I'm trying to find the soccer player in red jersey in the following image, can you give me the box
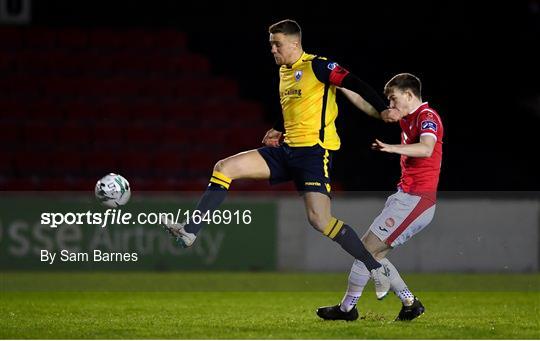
[317,73,444,321]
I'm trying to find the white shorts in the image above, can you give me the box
[369,191,436,248]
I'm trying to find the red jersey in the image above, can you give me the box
[398,102,443,200]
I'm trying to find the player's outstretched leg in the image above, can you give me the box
[304,193,383,271]
[378,258,425,321]
[324,218,382,271]
[160,170,231,248]
[160,150,270,248]
[317,260,369,321]
[160,215,196,247]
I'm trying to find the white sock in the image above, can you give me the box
[340,260,370,312]
[379,258,415,306]
[396,288,415,306]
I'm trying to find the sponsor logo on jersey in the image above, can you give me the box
[280,89,302,98]
[327,62,338,70]
[421,120,438,132]
[294,70,303,81]
[304,181,321,186]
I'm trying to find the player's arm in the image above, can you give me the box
[340,74,401,122]
[372,135,436,157]
[338,87,380,119]
[311,58,399,122]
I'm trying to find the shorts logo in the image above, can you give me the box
[304,181,321,186]
[385,217,395,227]
[327,62,338,70]
[294,70,303,82]
[325,183,331,193]
[378,226,389,233]
[421,120,438,132]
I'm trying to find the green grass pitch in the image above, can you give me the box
[1,272,539,339]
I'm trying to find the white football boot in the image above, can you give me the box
[371,264,391,300]
[159,214,196,248]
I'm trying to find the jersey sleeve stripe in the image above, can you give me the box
[420,132,437,141]
[328,66,349,86]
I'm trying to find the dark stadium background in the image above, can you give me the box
[1,0,538,191]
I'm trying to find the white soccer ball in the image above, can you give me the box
[95,173,131,208]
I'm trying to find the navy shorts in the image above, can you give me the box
[257,143,333,196]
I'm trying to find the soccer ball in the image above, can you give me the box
[95,173,131,208]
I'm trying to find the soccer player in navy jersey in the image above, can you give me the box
[317,73,444,321]
[160,19,399,284]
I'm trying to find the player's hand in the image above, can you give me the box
[262,128,283,147]
[381,108,401,123]
[372,139,394,153]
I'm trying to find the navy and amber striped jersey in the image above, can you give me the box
[279,52,349,150]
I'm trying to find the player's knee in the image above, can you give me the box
[360,233,369,244]
[306,210,329,232]
[213,159,229,175]
[214,158,241,180]
[362,233,388,258]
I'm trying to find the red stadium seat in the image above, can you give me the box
[57,121,92,147]
[151,150,185,176]
[56,29,89,49]
[117,151,154,176]
[0,27,23,49]
[63,102,103,120]
[114,29,155,49]
[88,29,159,50]
[156,54,211,75]
[1,27,270,192]
[0,151,15,176]
[91,123,125,148]
[112,54,149,73]
[13,152,50,177]
[151,30,187,50]
[81,150,120,176]
[140,79,176,97]
[131,103,163,120]
[161,102,198,121]
[24,28,57,48]
[103,103,133,120]
[182,150,215,173]
[225,126,266,150]
[227,101,266,123]
[0,123,23,147]
[0,178,38,191]
[0,52,15,71]
[26,98,65,120]
[88,29,123,49]
[158,125,194,148]
[48,151,84,176]
[124,123,160,147]
[23,121,56,148]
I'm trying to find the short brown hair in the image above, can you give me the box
[268,19,302,39]
[384,73,422,99]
